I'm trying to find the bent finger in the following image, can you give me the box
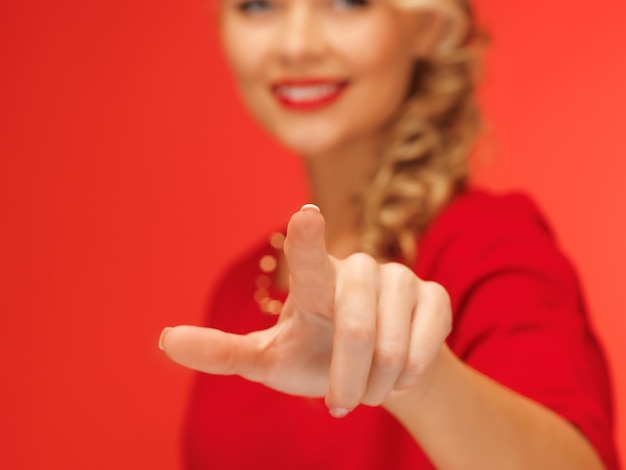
[326,253,378,416]
[361,262,416,406]
[395,281,452,391]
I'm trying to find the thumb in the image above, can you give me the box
[284,204,335,316]
[159,325,266,381]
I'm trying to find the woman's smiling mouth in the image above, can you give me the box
[271,79,350,111]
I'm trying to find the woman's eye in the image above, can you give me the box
[237,0,273,15]
[332,0,369,9]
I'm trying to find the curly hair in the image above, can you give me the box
[360,0,483,264]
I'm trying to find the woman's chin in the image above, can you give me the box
[276,131,346,160]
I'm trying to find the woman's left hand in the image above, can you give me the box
[159,204,452,416]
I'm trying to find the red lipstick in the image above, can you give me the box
[271,79,349,111]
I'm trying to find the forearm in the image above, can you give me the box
[383,345,605,470]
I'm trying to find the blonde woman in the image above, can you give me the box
[159,0,619,467]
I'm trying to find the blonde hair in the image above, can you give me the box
[360,0,482,263]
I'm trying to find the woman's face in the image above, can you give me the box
[219,0,439,156]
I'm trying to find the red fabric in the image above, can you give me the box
[184,189,619,469]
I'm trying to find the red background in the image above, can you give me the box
[1,0,624,467]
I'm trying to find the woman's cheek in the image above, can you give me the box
[221,20,269,79]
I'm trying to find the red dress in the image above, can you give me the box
[184,189,620,469]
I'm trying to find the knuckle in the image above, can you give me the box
[423,281,451,307]
[374,341,408,370]
[384,261,413,277]
[344,252,377,270]
[398,351,431,388]
[337,314,375,343]
[406,353,429,377]
[382,262,415,288]
[219,338,240,376]
[425,282,453,334]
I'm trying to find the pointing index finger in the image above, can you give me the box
[284,204,335,317]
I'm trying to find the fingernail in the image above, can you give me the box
[329,407,350,418]
[300,203,320,213]
[158,327,172,351]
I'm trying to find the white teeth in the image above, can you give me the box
[276,84,339,102]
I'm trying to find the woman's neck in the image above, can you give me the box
[303,135,382,258]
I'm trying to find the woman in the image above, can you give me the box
[159,0,619,467]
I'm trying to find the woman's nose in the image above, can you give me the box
[277,3,326,64]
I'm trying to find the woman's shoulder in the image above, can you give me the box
[416,187,579,304]
[419,187,559,261]
[425,194,618,469]
[426,187,554,242]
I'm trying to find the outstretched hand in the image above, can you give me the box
[159,204,452,417]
